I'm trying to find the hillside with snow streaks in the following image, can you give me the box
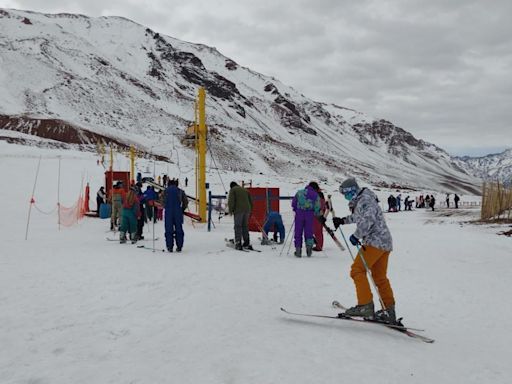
[455,149,512,185]
[0,8,480,193]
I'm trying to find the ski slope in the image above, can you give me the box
[1,142,511,384]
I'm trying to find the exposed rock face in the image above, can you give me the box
[455,149,512,185]
[0,114,130,148]
[0,8,481,193]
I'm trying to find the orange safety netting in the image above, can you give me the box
[58,196,85,227]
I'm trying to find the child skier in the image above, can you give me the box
[332,177,397,324]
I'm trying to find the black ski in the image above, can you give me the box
[280,307,434,343]
[225,238,260,252]
[136,245,166,252]
[332,301,424,331]
[106,237,159,241]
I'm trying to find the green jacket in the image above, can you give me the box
[228,185,253,214]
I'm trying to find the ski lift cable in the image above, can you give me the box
[206,139,228,194]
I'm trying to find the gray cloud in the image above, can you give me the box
[3,0,511,156]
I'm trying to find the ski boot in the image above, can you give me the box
[294,247,302,258]
[235,243,243,251]
[375,305,397,324]
[119,232,127,244]
[243,244,254,251]
[342,302,375,318]
[306,244,313,257]
[167,247,173,253]
[131,233,138,244]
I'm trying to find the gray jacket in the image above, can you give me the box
[345,188,393,251]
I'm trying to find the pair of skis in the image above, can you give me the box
[225,238,261,252]
[106,237,160,242]
[281,301,434,343]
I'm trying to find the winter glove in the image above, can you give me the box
[332,216,346,229]
[349,234,360,246]
[317,216,326,225]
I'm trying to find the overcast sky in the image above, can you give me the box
[2,0,511,156]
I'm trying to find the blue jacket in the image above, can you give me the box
[164,186,188,221]
[144,187,157,201]
[263,211,285,241]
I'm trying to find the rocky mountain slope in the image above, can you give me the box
[455,149,512,186]
[0,8,481,193]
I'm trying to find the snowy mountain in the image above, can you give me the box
[0,8,480,194]
[454,149,512,185]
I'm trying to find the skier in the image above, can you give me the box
[454,194,460,209]
[292,182,321,257]
[185,177,188,187]
[429,195,436,211]
[96,186,106,216]
[312,189,327,252]
[396,194,402,211]
[262,211,285,245]
[163,179,188,252]
[332,177,397,323]
[446,193,450,208]
[134,182,146,241]
[143,186,157,223]
[227,181,253,250]
[119,186,140,244]
[404,196,413,211]
[110,181,125,230]
[425,195,431,209]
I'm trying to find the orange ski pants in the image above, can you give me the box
[350,245,395,307]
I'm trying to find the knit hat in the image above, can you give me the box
[339,177,360,194]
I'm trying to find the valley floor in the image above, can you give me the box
[1,146,511,384]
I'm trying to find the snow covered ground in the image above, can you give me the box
[1,142,511,384]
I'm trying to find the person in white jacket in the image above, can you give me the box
[333,177,397,324]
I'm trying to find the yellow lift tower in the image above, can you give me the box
[195,87,207,222]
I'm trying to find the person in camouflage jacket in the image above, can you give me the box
[332,177,397,323]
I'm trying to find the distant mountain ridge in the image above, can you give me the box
[0,8,481,193]
[455,149,512,185]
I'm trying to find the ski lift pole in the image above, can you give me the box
[25,155,42,240]
[57,155,61,231]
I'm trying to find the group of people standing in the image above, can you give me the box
[386,192,461,213]
[96,178,188,252]
[415,194,436,211]
[387,194,414,212]
[96,174,474,326]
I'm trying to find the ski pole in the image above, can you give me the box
[337,226,387,311]
[286,220,295,256]
[279,218,294,257]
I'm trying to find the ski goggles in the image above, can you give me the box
[340,186,358,201]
